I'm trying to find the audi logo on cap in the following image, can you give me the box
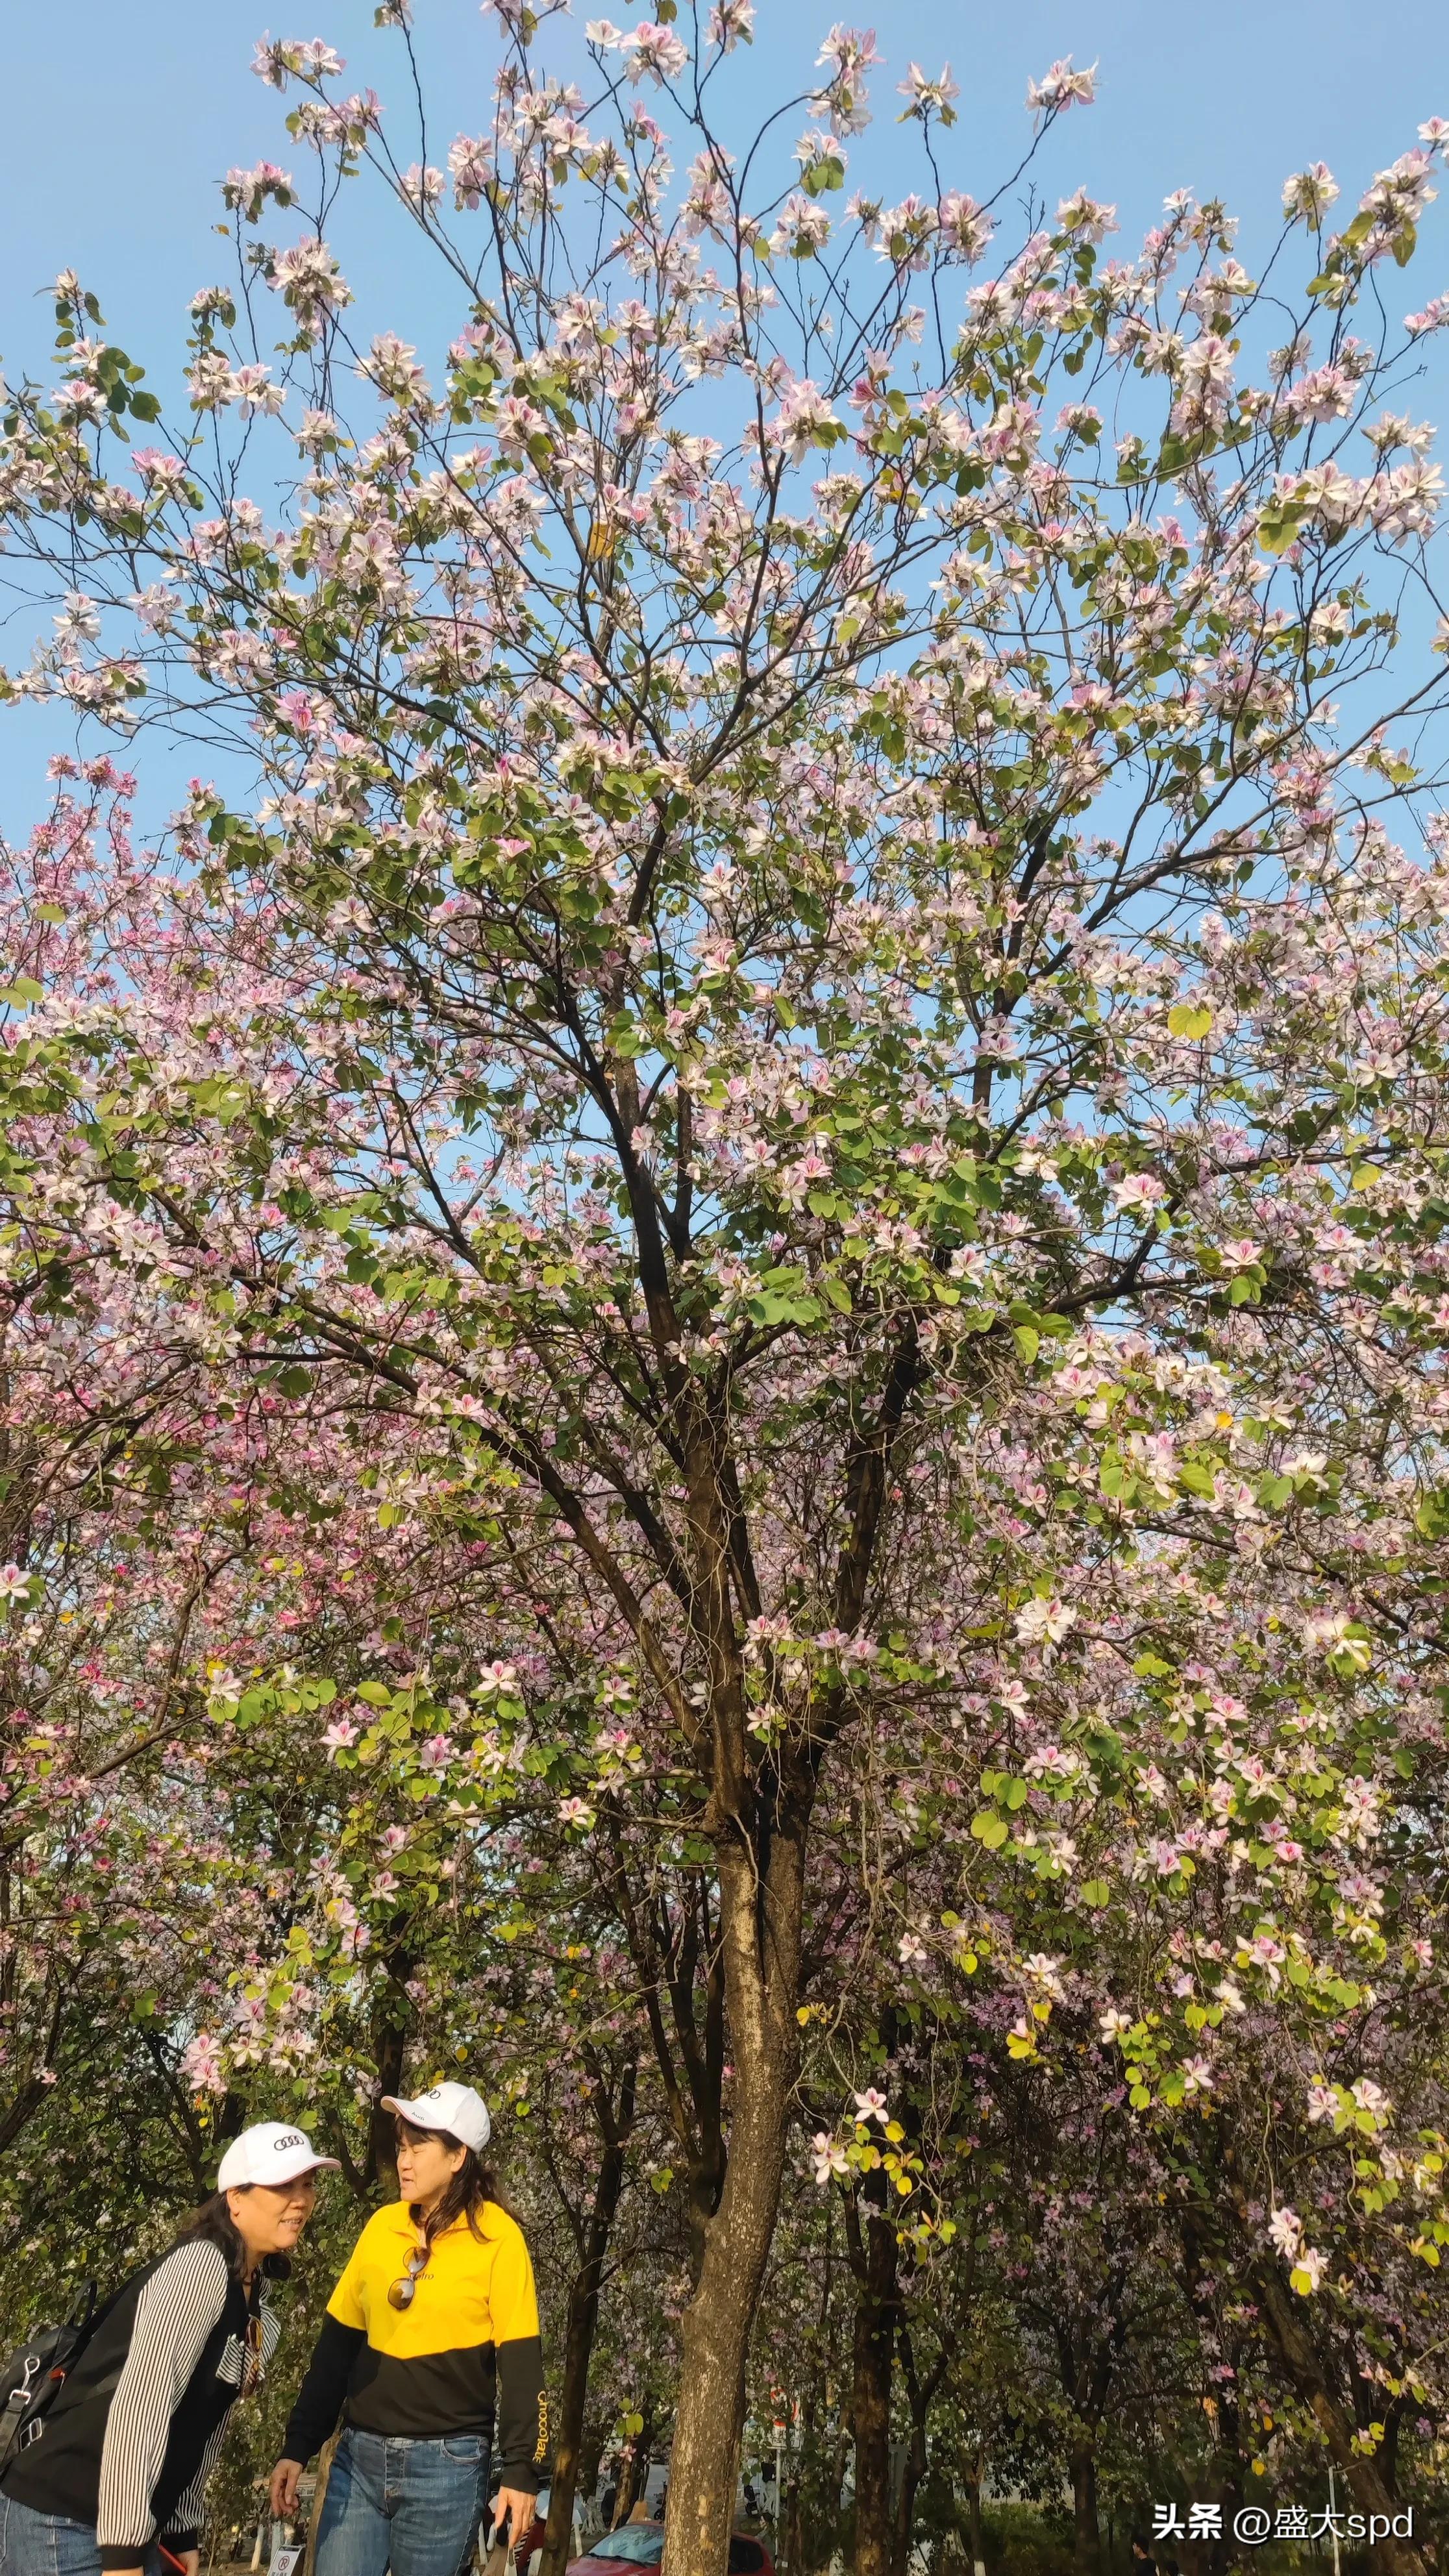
[275,2132,305,2151]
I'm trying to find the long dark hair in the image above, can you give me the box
[397,2119,505,2247]
[176,2190,292,2284]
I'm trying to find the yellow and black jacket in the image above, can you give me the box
[282,2200,549,2486]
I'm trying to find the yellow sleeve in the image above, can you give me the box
[326,2219,377,2330]
[488,2216,541,2344]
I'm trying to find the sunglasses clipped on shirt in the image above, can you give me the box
[388,2244,430,2311]
[239,2310,266,2396]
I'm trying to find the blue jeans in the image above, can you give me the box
[315,2429,489,2576]
[0,2496,163,2576]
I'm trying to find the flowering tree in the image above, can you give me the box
[7,7,1449,2566]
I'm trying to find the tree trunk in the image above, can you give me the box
[891,2429,923,2576]
[365,1957,414,2189]
[850,2199,898,2576]
[1069,2436,1099,2576]
[965,2460,985,2576]
[1209,2379,1242,2576]
[537,2077,634,2576]
[579,2416,606,2507]
[782,2468,804,2576]
[662,1811,808,2576]
[894,2316,946,2576]
[1249,2264,1427,2576]
[826,2412,854,2568]
[613,2397,657,2530]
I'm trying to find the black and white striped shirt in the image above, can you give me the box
[3,2240,280,2566]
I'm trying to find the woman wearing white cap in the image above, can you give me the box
[0,2122,336,2576]
[270,2081,548,2576]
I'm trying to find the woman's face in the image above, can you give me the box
[395,2122,466,2211]
[227,2173,317,2261]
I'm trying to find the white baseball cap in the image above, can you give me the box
[382,2080,491,2153]
[217,2122,340,2191]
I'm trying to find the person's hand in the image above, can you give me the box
[491,2489,538,2551]
[179,2553,199,2576]
[270,2459,305,2520]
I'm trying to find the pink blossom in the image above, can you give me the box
[707,0,754,45]
[183,2031,227,2096]
[621,21,689,84]
[810,2131,848,2183]
[1026,57,1096,117]
[937,192,995,263]
[1268,2205,1302,2255]
[771,378,845,461]
[449,135,494,209]
[1282,163,1339,225]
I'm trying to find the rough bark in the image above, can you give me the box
[537,2066,636,2576]
[845,2186,898,2576]
[1069,2438,1099,2576]
[893,2322,946,2576]
[662,1805,810,2576]
[364,1955,414,2189]
[322,1946,414,2199]
[1250,2262,1427,2576]
[889,2421,923,2576]
[1214,2144,1426,2576]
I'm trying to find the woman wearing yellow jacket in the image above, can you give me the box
[270,2084,548,2576]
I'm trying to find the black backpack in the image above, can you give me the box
[0,2285,99,2474]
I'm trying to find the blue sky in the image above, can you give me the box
[1,0,1446,833]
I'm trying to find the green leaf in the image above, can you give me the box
[1168,1002,1213,1039]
